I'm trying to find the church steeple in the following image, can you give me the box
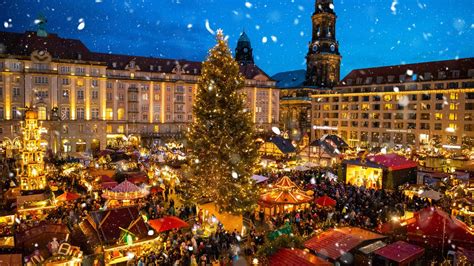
[305,0,341,88]
[235,31,254,65]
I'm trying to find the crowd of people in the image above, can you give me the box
[2,146,463,266]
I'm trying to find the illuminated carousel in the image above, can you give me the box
[258,176,313,216]
[102,180,149,207]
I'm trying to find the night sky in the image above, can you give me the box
[1,0,473,77]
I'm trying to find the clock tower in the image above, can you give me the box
[305,0,341,88]
[235,31,254,65]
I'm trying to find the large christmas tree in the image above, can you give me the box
[184,30,259,215]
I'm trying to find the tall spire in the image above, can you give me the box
[235,31,254,65]
[305,0,341,88]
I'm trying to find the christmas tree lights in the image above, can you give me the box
[183,30,259,215]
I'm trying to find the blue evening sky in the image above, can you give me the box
[1,0,473,77]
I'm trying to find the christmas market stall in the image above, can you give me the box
[342,153,418,189]
[258,176,313,216]
[372,241,425,266]
[406,207,474,250]
[268,248,332,266]
[79,206,157,265]
[15,223,69,256]
[101,180,149,207]
[304,227,386,264]
[258,135,296,160]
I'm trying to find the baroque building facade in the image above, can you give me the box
[0,30,278,154]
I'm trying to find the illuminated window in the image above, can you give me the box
[384,104,393,110]
[38,106,46,120]
[435,113,443,120]
[76,79,84,86]
[449,113,457,121]
[362,104,370,111]
[450,93,458,100]
[449,103,458,110]
[448,123,457,130]
[154,125,159,133]
[106,108,113,120]
[383,95,392,101]
[117,108,125,120]
[106,125,112,133]
[117,125,124,134]
[323,104,330,111]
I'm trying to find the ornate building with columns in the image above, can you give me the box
[0,28,278,154]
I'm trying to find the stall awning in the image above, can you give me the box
[407,207,474,249]
[269,248,331,266]
[374,241,424,263]
[305,227,385,260]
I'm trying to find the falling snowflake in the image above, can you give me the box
[270,35,278,42]
[205,19,215,35]
[77,18,85,30]
[262,36,268,43]
[245,2,252,8]
[187,24,193,29]
[390,0,398,15]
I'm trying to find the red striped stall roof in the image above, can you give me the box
[374,241,424,263]
[269,248,332,266]
[305,227,385,260]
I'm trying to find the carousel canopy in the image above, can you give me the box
[259,176,313,205]
[102,180,149,200]
[111,180,141,193]
[407,207,474,249]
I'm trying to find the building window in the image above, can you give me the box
[0,107,3,119]
[106,125,112,133]
[38,106,46,120]
[77,90,84,100]
[78,124,84,133]
[450,93,459,100]
[77,108,84,120]
[449,103,458,110]
[62,89,70,99]
[92,90,99,99]
[34,76,49,84]
[91,108,99,119]
[466,103,474,110]
[62,78,70,85]
[60,66,71,73]
[435,113,442,120]
[13,87,21,97]
[92,80,99,87]
[106,108,113,120]
[449,113,457,121]
[61,107,70,120]
[76,67,85,75]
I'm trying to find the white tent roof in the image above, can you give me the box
[251,175,269,184]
